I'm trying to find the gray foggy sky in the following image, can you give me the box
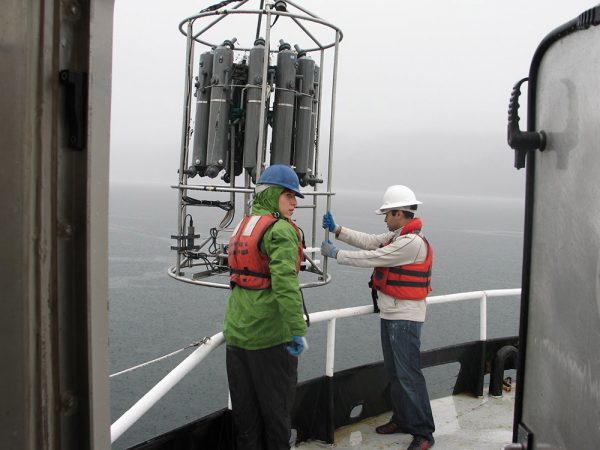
[110,0,596,198]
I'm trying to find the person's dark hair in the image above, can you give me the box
[392,206,416,219]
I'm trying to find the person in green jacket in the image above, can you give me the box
[224,164,307,450]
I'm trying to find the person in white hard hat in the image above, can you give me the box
[320,185,436,450]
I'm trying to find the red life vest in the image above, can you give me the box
[370,218,433,300]
[228,214,303,290]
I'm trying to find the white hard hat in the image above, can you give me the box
[375,185,422,215]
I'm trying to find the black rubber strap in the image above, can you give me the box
[386,280,430,288]
[229,268,270,279]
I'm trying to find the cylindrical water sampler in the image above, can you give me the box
[190,51,214,177]
[293,46,316,186]
[205,38,236,178]
[270,40,297,166]
[243,38,269,182]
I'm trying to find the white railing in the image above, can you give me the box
[110,288,521,443]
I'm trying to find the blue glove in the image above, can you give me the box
[321,240,338,258]
[322,211,337,232]
[287,336,307,357]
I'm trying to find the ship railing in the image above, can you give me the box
[110,288,521,443]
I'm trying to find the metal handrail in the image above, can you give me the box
[166,263,332,289]
[178,8,344,52]
[110,288,521,443]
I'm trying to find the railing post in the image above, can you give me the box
[325,317,336,443]
[480,292,487,341]
[325,318,336,377]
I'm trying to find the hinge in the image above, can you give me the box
[503,423,533,449]
[59,70,88,151]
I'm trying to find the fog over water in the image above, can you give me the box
[110,1,594,199]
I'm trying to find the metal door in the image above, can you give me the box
[510,6,600,449]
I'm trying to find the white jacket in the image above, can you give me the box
[335,225,428,322]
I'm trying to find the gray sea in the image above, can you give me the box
[109,182,523,449]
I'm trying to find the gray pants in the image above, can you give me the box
[226,344,298,450]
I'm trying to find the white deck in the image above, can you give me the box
[296,388,515,449]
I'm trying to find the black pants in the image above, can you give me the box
[226,344,298,450]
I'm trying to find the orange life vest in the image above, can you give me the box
[370,218,432,300]
[228,214,303,290]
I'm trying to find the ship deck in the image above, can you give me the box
[296,387,515,449]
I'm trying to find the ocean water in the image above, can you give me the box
[109,182,523,449]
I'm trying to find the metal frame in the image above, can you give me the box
[168,0,343,289]
[1,1,113,448]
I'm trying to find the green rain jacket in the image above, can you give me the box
[223,186,306,350]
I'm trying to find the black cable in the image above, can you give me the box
[186,251,217,270]
[301,289,310,327]
[296,224,307,250]
[183,196,234,211]
[200,0,241,13]
[223,209,236,229]
[208,227,221,255]
[199,254,216,270]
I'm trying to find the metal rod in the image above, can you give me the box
[297,275,332,289]
[254,5,272,181]
[171,185,333,196]
[167,265,332,289]
[310,195,317,248]
[285,0,321,19]
[180,9,343,53]
[191,13,227,40]
[311,49,325,251]
[172,184,255,193]
[325,33,340,215]
[191,0,250,40]
[322,31,341,277]
[291,17,323,48]
[176,21,196,276]
[425,289,521,305]
[303,252,323,275]
[255,0,264,40]
[313,49,325,178]
[297,191,334,196]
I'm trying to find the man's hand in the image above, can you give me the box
[321,240,338,258]
[322,211,337,232]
